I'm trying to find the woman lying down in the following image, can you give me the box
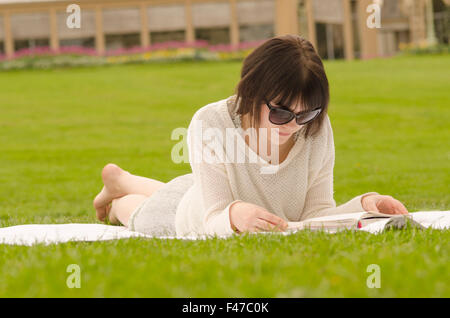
[93,35,408,238]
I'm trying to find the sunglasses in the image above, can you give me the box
[266,101,322,125]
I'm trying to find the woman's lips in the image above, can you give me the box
[278,131,290,136]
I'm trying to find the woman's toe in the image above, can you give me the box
[93,187,110,221]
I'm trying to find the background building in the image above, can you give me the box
[0,0,448,59]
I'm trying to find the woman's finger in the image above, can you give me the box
[257,210,288,229]
[385,198,408,215]
[378,197,408,215]
[393,200,409,214]
[363,196,379,212]
[255,219,284,232]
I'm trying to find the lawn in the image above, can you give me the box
[0,54,449,297]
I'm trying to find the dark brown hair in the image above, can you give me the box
[234,34,329,139]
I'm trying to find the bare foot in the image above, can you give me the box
[93,163,130,222]
[104,201,119,225]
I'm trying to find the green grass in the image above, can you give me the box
[0,54,449,297]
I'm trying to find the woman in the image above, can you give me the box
[93,35,408,237]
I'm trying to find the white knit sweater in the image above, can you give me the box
[174,95,379,237]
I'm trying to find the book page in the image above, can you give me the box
[287,212,368,230]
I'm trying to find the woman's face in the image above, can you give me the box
[257,99,305,145]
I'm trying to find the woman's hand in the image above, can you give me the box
[229,201,288,233]
[361,194,409,215]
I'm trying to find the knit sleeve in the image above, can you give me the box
[301,115,379,221]
[187,111,243,237]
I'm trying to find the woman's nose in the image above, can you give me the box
[286,118,298,129]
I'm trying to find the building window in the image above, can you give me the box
[433,0,450,44]
[60,37,95,48]
[105,33,140,50]
[239,24,274,42]
[150,30,185,43]
[396,30,410,48]
[315,22,344,60]
[14,38,50,52]
[351,0,360,59]
[195,27,229,45]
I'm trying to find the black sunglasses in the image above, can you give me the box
[266,101,322,125]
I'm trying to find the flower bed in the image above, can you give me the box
[0,40,265,70]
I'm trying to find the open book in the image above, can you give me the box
[287,211,421,232]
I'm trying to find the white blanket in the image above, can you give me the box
[0,211,448,246]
